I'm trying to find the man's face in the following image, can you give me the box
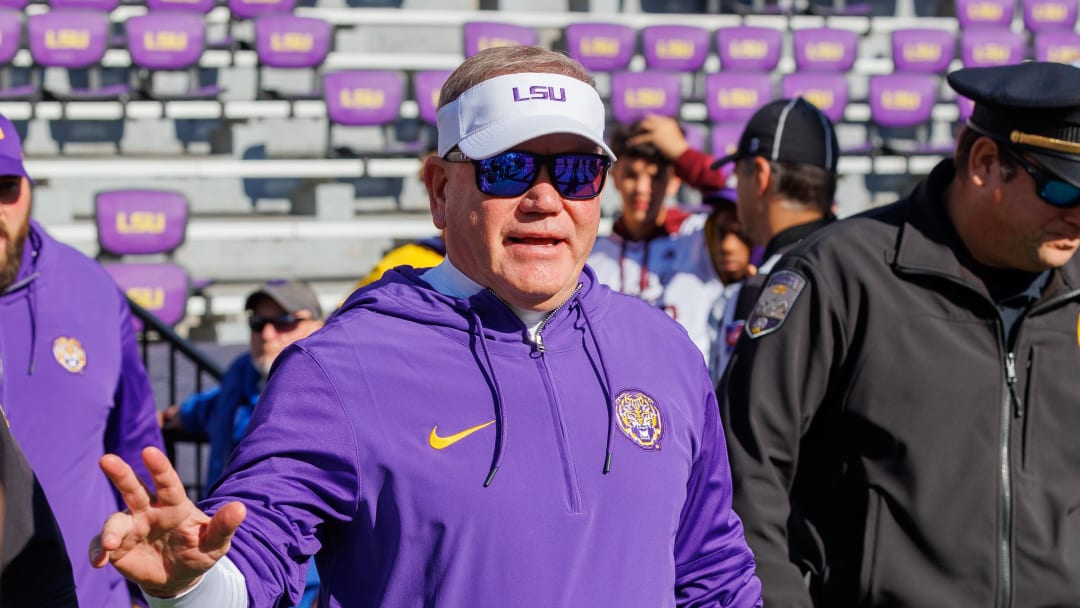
[0,176,30,291]
[249,297,322,375]
[707,204,752,284]
[981,155,1080,271]
[427,133,604,311]
[734,158,768,246]
[612,157,679,240]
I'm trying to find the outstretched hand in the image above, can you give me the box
[89,447,247,598]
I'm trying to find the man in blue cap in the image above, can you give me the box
[720,61,1080,606]
[0,113,164,607]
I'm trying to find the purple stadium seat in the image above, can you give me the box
[683,122,707,154]
[49,0,118,11]
[704,72,773,124]
[781,73,848,124]
[1023,0,1079,32]
[716,25,783,72]
[254,14,331,101]
[564,22,635,73]
[891,28,956,73]
[95,189,189,256]
[0,10,36,100]
[955,0,1017,27]
[323,69,420,157]
[463,22,537,58]
[126,13,224,100]
[146,0,216,12]
[28,10,131,100]
[641,24,709,72]
[791,27,858,73]
[1035,29,1080,63]
[960,28,1026,67]
[229,0,296,21]
[710,122,743,161]
[609,70,682,124]
[413,69,451,126]
[866,72,951,156]
[104,263,190,328]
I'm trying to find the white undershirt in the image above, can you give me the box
[144,257,553,606]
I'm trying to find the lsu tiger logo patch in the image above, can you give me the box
[614,389,664,451]
[52,337,86,373]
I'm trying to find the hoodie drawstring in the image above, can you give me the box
[467,308,507,488]
[578,303,616,475]
[26,278,37,375]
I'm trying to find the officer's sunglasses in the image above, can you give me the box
[1001,146,1080,208]
[444,150,611,200]
[248,314,302,333]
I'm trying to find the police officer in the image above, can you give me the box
[720,61,1080,606]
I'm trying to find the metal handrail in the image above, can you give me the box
[128,298,223,499]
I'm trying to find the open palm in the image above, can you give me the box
[90,446,247,598]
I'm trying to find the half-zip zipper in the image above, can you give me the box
[531,284,581,353]
[487,284,586,513]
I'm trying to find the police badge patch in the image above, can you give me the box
[614,389,664,451]
[746,270,807,340]
[52,337,87,373]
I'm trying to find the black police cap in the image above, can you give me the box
[947,61,1080,188]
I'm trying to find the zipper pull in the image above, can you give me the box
[1006,352,1023,418]
[535,331,545,353]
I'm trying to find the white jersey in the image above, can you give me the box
[588,212,723,363]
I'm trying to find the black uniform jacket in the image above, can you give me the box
[721,160,1080,608]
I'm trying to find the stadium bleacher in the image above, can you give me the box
[4,0,1077,337]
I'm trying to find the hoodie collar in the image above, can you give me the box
[3,221,42,297]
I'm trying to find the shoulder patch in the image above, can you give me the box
[745,270,807,340]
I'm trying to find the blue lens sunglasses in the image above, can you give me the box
[445,150,612,200]
[1000,146,1080,208]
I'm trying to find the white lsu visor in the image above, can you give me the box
[437,72,616,161]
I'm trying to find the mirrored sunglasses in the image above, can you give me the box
[445,150,611,200]
[1002,147,1080,208]
[248,314,301,332]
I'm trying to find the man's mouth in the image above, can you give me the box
[508,236,561,246]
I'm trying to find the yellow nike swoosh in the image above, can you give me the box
[428,420,495,450]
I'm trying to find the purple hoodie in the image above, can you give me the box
[202,265,762,607]
[0,221,164,608]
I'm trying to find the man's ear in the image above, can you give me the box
[425,155,449,229]
[752,156,772,196]
[967,136,999,188]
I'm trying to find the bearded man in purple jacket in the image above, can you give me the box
[90,46,763,608]
[0,113,165,607]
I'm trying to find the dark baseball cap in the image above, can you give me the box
[245,279,323,319]
[0,114,30,180]
[710,97,839,173]
[948,62,1080,189]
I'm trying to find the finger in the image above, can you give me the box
[88,533,108,568]
[141,446,189,507]
[202,502,247,554]
[101,453,152,513]
[98,511,136,551]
